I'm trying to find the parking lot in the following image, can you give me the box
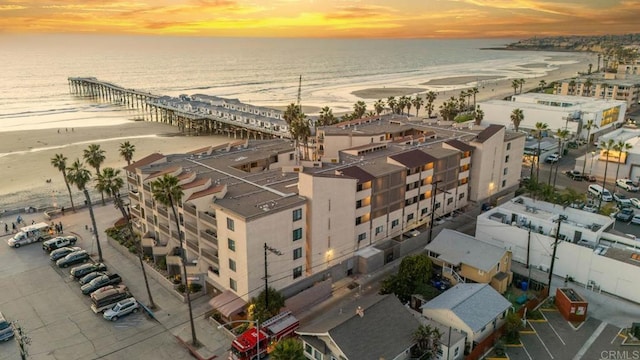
[506,308,640,360]
[0,206,207,360]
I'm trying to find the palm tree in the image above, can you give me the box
[470,87,479,110]
[598,139,616,212]
[425,91,437,118]
[458,91,467,112]
[405,97,413,116]
[568,80,577,95]
[51,153,76,212]
[151,174,197,346]
[66,159,102,261]
[97,167,155,309]
[353,101,366,119]
[374,99,385,116]
[284,103,303,163]
[398,95,410,115]
[518,78,526,94]
[583,79,593,97]
[119,141,136,166]
[538,80,547,92]
[551,129,570,188]
[270,338,305,360]
[535,122,549,181]
[474,106,485,126]
[83,144,106,205]
[581,119,599,175]
[510,108,524,132]
[511,79,520,95]
[413,324,442,359]
[387,96,398,114]
[317,106,335,127]
[614,140,633,181]
[411,95,424,117]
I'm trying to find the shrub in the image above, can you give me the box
[177,284,186,293]
[128,245,137,254]
[189,283,202,293]
[157,257,167,271]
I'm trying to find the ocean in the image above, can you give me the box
[0,34,583,132]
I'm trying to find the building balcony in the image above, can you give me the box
[127,176,138,186]
[128,191,139,202]
[186,239,199,253]
[157,206,168,218]
[461,157,471,166]
[145,200,153,208]
[143,183,151,192]
[199,211,216,225]
[171,230,181,241]
[159,223,170,234]
[355,188,372,201]
[406,172,420,184]
[200,230,218,247]
[184,204,197,216]
[130,205,141,218]
[405,187,419,200]
[459,170,470,180]
[201,247,219,266]
[184,221,198,234]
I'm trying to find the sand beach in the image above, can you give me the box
[0,122,229,212]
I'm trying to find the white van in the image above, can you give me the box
[588,184,613,202]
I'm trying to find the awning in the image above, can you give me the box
[209,290,247,318]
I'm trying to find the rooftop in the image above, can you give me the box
[422,283,511,333]
[426,229,507,272]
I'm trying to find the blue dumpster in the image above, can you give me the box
[521,281,529,291]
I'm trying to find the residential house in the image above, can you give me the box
[425,229,513,293]
[421,283,511,351]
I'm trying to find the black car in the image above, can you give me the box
[56,250,90,268]
[616,208,635,222]
[49,246,82,261]
[70,262,107,280]
[79,271,106,285]
[81,274,122,295]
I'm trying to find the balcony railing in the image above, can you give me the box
[184,204,197,216]
[199,211,216,225]
[200,230,218,246]
[157,207,168,218]
[128,191,139,201]
[143,183,151,192]
[201,247,219,265]
[159,223,170,234]
[186,239,199,252]
[184,222,198,234]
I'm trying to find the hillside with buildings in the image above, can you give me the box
[503,33,640,53]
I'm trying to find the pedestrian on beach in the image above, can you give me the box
[61,206,65,216]
[4,223,7,234]
[12,222,16,232]
[57,129,60,134]
[16,215,22,224]
[65,128,68,132]
[59,222,63,233]
[31,220,35,225]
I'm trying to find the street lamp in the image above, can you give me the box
[218,319,261,359]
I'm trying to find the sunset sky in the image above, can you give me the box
[1,0,639,38]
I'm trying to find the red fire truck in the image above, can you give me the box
[230,311,300,360]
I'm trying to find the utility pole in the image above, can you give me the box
[263,243,283,310]
[547,215,566,294]
[428,180,442,244]
[12,321,30,360]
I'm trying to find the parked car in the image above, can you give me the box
[0,311,14,342]
[565,170,583,181]
[616,179,639,192]
[582,204,598,213]
[632,214,640,225]
[545,153,560,163]
[631,198,640,209]
[90,285,130,314]
[81,274,123,295]
[582,174,597,182]
[70,262,107,280]
[616,208,635,222]
[103,297,139,321]
[614,193,632,207]
[49,246,82,261]
[42,235,78,252]
[79,271,107,285]
[56,250,90,268]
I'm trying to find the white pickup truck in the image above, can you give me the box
[7,222,53,248]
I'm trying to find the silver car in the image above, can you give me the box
[103,298,138,321]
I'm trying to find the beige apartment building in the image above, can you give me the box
[555,66,640,109]
[124,121,523,303]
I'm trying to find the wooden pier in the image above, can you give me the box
[68,77,290,139]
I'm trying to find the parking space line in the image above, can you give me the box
[530,320,555,359]
[574,321,607,360]
[521,342,534,360]
[612,328,624,344]
[544,316,566,345]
